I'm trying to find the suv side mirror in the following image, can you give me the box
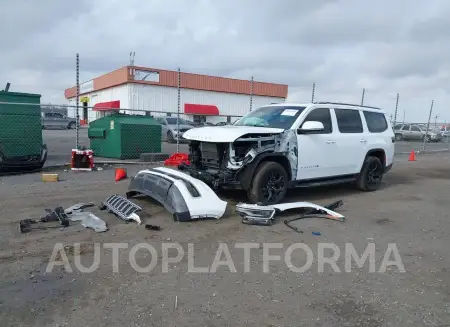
[297,121,324,134]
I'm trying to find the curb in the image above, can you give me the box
[42,160,163,170]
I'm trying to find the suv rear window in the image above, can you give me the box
[334,109,363,133]
[363,111,388,133]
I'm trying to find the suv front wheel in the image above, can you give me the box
[356,156,384,191]
[247,161,288,205]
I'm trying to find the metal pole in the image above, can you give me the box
[249,76,254,111]
[360,88,365,106]
[402,110,405,123]
[422,100,434,152]
[393,93,399,126]
[311,82,316,102]
[177,67,181,153]
[76,53,80,150]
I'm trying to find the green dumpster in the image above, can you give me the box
[0,90,47,171]
[88,114,162,159]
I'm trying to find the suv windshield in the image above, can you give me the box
[166,118,191,125]
[234,106,306,129]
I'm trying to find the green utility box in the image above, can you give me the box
[88,114,162,159]
[0,90,47,171]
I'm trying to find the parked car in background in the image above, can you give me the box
[215,122,230,126]
[155,117,195,143]
[41,112,77,129]
[394,123,441,142]
[439,125,450,138]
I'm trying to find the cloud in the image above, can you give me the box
[0,0,448,121]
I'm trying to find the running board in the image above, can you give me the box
[100,195,142,224]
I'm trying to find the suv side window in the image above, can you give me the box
[401,124,410,130]
[410,126,421,132]
[301,108,332,134]
[363,111,388,133]
[334,109,363,133]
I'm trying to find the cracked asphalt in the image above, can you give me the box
[0,153,450,326]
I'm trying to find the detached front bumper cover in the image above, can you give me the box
[126,167,227,222]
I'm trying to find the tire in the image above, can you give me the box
[356,156,384,191]
[68,122,76,129]
[422,135,430,142]
[167,131,175,143]
[395,133,403,141]
[247,161,288,205]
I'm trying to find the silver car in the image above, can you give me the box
[394,124,441,142]
[41,112,77,129]
[155,117,195,143]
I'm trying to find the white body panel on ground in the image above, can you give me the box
[147,167,227,219]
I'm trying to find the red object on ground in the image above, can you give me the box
[184,103,219,115]
[408,150,416,161]
[164,153,190,166]
[115,168,127,181]
[79,119,88,126]
[71,149,94,171]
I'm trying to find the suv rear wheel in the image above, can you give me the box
[247,161,288,205]
[395,133,403,141]
[356,156,384,191]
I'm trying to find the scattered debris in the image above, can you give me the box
[237,200,345,228]
[64,203,95,215]
[164,153,190,166]
[236,203,277,225]
[312,231,321,236]
[100,195,142,224]
[41,207,71,227]
[71,149,94,171]
[283,200,345,234]
[19,219,63,233]
[174,295,178,309]
[126,167,227,222]
[145,224,161,231]
[41,173,59,182]
[69,212,108,233]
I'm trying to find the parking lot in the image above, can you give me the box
[43,129,450,167]
[1,152,449,326]
[43,129,189,167]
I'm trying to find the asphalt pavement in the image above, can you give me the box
[42,129,450,167]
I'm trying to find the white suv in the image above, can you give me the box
[181,102,395,204]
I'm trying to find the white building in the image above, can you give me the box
[64,66,288,125]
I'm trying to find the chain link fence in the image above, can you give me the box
[0,102,244,168]
[1,100,450,171]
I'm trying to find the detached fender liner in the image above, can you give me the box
[126,167,227,222]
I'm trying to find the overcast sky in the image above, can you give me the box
[1,0,449,122]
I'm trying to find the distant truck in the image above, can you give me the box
[0,88,47,172]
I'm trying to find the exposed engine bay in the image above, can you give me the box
[179,130,299,189]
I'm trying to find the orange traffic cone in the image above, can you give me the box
[408,150,416,161]
[115,168,127,181]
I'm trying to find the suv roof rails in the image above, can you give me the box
[313,101,381,110]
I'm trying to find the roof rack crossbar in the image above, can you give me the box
[313,101,381,110]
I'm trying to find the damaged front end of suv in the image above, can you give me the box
[180,126,299,203]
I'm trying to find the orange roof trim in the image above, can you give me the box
[65,66,288,99]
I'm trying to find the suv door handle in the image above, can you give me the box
[326,140,335,144]
[360,139,367,143]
